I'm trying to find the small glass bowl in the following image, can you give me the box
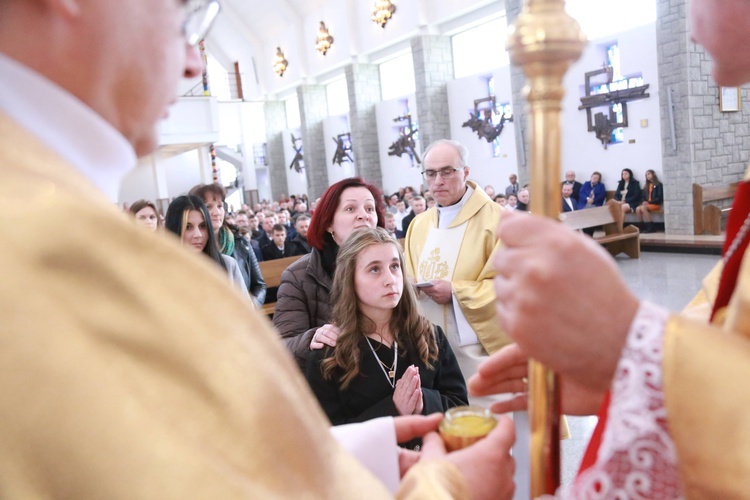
[439,405,497,451]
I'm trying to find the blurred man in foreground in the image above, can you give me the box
[0,0,514,497]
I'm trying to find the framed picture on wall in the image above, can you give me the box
[719,86,741,112]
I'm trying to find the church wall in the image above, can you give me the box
[239,102,267,193]
[301,0,356,79]
[264,101,290,202]
[205,9,264,100]
[162,148,212,198]
[120,160,159,205]
[656,0,750,234]
[120,149,210,207]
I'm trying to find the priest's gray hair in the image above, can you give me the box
[423,139,469,168]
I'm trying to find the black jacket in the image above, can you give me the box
[233,233,266,307]
[614,179,642,207]
[401,211,417,234]
[261,242,302,261]
[644,183,664,205]
[305,325,468,425]
[290,234,311,254]
[274,249,333,371]
[561,198,576,212]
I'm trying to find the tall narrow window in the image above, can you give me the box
[565,0,656,39]
[487,77,513,158]
[326,77,350,116]
[380,52,416,101]
[285,96,301,130]
[452,18,508,79]
[206,55,231,100]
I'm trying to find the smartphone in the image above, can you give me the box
[414,282,435,288]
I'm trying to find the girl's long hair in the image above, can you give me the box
[321,227,437,388]
[165,195,226,270]
[617,168,635,191]
[645,169,661,186]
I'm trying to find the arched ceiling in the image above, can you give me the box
[206,0,505,100]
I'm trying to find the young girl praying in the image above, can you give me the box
[305,227,467,427]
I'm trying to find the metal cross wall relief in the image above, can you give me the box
[578,65,650,149]
[331,133,353,166]
[388,114,421,165]
[289,133,304,172]
[462,96,513,143]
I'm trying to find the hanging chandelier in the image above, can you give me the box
[273,47,288,77]
[315,21,334,56]
[372,0,396,29]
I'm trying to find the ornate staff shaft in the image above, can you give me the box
[506,1,586,496]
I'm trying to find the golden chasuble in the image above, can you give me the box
[662,167,750,498]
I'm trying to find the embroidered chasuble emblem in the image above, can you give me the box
[419,248,449,280]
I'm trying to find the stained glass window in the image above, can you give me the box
[487,77,513,157]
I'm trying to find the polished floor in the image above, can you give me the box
[559,250,719,486]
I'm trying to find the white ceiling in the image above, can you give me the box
[206,0,505,99]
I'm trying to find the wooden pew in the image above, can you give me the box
[559,199,640,258]
[605,190,664,224]
[693,182,738,235]
[258,254,303,317]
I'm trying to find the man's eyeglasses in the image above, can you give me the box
[183,0,222,47]
[421,167,461,181]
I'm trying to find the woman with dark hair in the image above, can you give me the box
[190,184,266,307]
[273,177,386,371]
[128,199,161,231]
[165,195,250,299]
[305,227,467,428]
[635,169,664,233]
[613,168,642,215]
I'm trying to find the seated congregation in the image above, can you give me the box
[124,153,662,448]
[489,167,665,233]
[127,147,497,445]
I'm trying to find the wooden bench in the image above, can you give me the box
[693,182,738,235]
[559,199,640,258]
[258,254,303,317]
[604,190,664,224]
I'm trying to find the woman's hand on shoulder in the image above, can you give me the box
[310,324,340,350]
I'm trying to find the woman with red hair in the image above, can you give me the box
[273,178,386,371]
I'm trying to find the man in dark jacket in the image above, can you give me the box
[401,196,426,234]
[262,224,302,261]
[561,170,582,204]
[290,215,312,254]
[561,183,576,212]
